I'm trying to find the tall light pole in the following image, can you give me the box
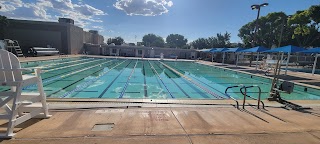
[250,3,268,67]
[278,15,291,47]
[251,3,269,47]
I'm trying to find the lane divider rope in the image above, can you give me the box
[148,60,175,98]
[119,59,139,98]
[60,60,127,98]
[22,59,113,90]
[159,61,225,99]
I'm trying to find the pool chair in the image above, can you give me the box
[0,49,51,138]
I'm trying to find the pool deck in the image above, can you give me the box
[1,105,320,144]
[1,55,319,143]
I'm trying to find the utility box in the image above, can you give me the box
[279,81,294,94]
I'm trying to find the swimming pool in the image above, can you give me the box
[2,57,320,100]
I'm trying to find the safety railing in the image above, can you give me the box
[224,85,243,109]
[240,85,264,109]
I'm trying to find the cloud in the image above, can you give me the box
[91,25,104,32]
[0,0,106,28]
[114,0,173,16]
[74,4,105,16]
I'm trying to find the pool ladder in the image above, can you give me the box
[225,85,264,109]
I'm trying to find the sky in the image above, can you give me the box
[0,0,319,44]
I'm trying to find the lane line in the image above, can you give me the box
[159,61,224,99]
[148,60,175,98]
[142,61,148,98]
[152,62,191,98]
[47,60,118,97]
[60,60,128,98]
[97,61,133,98]
[119,60,139,98]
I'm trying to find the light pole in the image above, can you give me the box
[250,3,268,66]
[251,3,269,47]
[175,38,178,49]
[278,15,291,47]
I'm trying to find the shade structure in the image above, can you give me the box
[224,47,245,52]
[223,47,244,67]
[240,46,270,53]
[300,47,320,53]
[210,48,229,64]
[240,46,270,70]
[263,45,305,53]
[209,48,229,53]
[300,47,320,75]
[263,45,306,75]
[198,48,214,52]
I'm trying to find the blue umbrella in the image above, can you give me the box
[210,48,229,64]
[240,46,270,70]
[263,45,305,75]
[300,47,320,75]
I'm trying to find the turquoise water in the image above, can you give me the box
[1,57,320,100]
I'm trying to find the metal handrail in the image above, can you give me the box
[224,85,242,109]
[240,85,264,109]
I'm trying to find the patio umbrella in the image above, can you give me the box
[224,48,245,67]
[240,46,270,70]
[300,47,320,75]
[210,48,229,64]
[263,45,305,75]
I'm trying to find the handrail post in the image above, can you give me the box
[256,86,262,109]
[242,86,247,109]
[225,86,240,109]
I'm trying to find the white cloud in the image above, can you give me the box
[74,4,105,16]
[114,0,173,16]
[0,0,106,28]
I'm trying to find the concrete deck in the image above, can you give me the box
[1,106,320,144]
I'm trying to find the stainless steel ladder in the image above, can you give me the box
[225,85,264,109]
[240,85,264,109]
[225,85,242,109]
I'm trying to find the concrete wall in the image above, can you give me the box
[5,19,68,54]
[69,25,84,54]
[86,45,199,59]
[5,28,62,54]
[5,19,104,55]
[83,31,93,44]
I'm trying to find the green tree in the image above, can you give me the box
[288,5,320,47]
[190,38,209,49]
[207,32,231,48]
[166,34,188,48]
[142,34,165,47]
[107,36,125,45]
[0,15,9,39]
[238,12,294,48]
[190,32,232,49]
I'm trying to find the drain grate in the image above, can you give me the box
[92,123,115,131]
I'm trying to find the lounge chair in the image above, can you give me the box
[0,49,51,138]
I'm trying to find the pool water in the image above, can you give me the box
[2,57,320,100]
